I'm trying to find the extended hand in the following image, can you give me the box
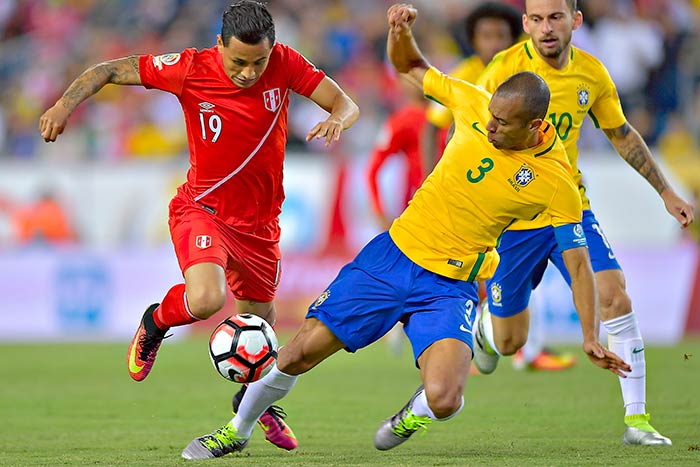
[661,189,695,228]
[306,119,344,146]
[39,102,71,142]
[583,340,631,377]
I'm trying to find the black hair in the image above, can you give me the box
[221,1,275,47]
[465,2,522,44]
[494,72,550,122]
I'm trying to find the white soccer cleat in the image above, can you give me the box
[374,386,432,450]
[472,303,499,374]
[622,414,672,446]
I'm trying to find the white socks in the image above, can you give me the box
[231,364,298,438]
[410,387,464,421]
[602,312,646,416]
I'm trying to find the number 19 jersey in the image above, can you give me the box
[139,43,325,231]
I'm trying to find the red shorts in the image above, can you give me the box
[169,194,281,303]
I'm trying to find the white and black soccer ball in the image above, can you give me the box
[209,314,278,383]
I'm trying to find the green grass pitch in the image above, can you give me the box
[1,336,699,466]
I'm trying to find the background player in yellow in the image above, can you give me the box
[423,2,521,167]
[474,0,695,446]
[180,3,630,459]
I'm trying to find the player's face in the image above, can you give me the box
[486,95,536,150]
[523,0,582,60]
[472,18,516,64]
[217,35,273,88]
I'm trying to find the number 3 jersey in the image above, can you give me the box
[389,67,584,282]
[477,39,627,228]
[138,43,326,230]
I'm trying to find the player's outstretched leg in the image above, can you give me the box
[472,303,500,374]
[126,303,169,381]
[622,414,672,445]
[374,385,432,450]
[181,421,249,459]
[232,384,297,450]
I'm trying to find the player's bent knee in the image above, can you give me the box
[186,287,227,319]
[494,333,526,356]
[424,383,464,419]
[598,288,632,319]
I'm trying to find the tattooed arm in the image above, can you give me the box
[603,122,694,228]
[39,56,141,142]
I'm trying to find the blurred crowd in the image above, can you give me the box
[0,0,698,161]
[0,0,699,245]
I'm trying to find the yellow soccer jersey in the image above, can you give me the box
[426,55,485,129]
[389,67,583,282]
[478,39,626,228]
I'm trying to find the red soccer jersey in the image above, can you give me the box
[139,43,326,230]
[366,104,427,219]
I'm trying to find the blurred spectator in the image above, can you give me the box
[0,0,697,162]
[11,189,76,245]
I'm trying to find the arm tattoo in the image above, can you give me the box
[604,123,669,194]
[60,55,140,111]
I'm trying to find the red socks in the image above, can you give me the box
[153,283,198,330]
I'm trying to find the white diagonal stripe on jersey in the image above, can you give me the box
[194,88,290,203]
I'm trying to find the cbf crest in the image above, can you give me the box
[312,290,331,309]
[263,88,281,112]
[577,83,590,108]
[514,165,535,187]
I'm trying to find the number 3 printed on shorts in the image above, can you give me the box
[199,113,222,143]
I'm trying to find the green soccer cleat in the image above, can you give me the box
[374,385,432,450]
[622,413,672,446]
[472,303,499,374]
[181,422,249,460]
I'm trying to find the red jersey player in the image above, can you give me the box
[366,78,427,230]
[39,0,359,454]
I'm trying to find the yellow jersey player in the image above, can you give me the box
[473,0,694,446]
[180,4,629,459]
[424,2,521,165]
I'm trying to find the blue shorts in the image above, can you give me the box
[307,232,479,365]
[487,210,620,318]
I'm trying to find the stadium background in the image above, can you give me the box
[0,0,699,343]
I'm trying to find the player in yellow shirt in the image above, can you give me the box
[180,4,629,459]
[473,0,694,446]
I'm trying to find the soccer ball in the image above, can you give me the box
[209,314,278,383]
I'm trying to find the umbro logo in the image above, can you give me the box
[199,102,216,113]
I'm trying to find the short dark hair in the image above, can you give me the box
[221,1,275,47]
[494,72,550,122]
[526,0,577,14]
[465,2,522,44]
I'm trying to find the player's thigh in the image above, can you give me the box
[235,299,276,324]
[278,317,347,375]
[306,232,411,353]
[183,262,228,316]
[417,338,472,401]
[486,228,554,317]
[491,307,530,353]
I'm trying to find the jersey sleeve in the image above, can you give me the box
[423,67,487,113]
[139,48,196,96]
[587,63,627,130]
[282,45,326,97]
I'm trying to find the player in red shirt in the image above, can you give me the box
[39,0,359,453]
[366,78,427,231]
